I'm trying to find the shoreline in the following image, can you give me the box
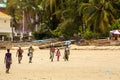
[10,45,120,50]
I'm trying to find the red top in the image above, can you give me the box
[50,47,55,53]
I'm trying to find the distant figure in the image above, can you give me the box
[56,48,61,61]
[2,36,4,41]
[50,42,54,46]
[28,46,34,63]
[50,46,55,62]
[65,40,71,46]
[4,49,12,73]
[16,47,24,64]
[64,45,70,61]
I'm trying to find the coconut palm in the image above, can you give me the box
[6,0,120,39]
[39,0,61,30]
[51,0,84,36]
[6,0,43,32]
[78,0,117,33]
[6,0,19,27]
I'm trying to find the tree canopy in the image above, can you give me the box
[5,0,120,39]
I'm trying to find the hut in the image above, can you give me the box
[110,30,120,40]
[0,11,12,41]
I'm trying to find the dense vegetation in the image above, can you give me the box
[6,0,120,39]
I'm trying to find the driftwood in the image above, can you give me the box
[0,39,76,49]
[39,41,65,49]
[39,40,75,49]
[88,39,110,46]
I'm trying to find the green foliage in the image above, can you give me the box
[6,0,120,40]
[83,29,107,39]
[78,0,117,33]
[111,19,120,30]
[83,29,94,39]
[33,31,40,40]
[33,24,53,39]
[33,30,52,40]
[52,29,62,37]
[52,18,79,37]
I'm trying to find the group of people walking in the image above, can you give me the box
[4,46,34,73]
[16,46,34,64]
[50,45,70,62]
[4,44,70,73]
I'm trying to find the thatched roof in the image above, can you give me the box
[0,11,11,19]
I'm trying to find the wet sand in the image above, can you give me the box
[0,46,120,80]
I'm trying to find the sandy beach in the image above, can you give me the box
[0,46,120,80]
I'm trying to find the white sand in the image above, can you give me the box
[0,46,120,80]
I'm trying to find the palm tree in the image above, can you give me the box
[6,0,19,27]
[52,0,84,36]
[6,0,43,32]
[78,0,116,33]
[39,0,60,30]
[6,0,19,40]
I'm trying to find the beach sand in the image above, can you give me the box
[0,46,120,80]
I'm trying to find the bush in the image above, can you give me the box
[83,29,94,39]
[111,19,120,30]
[33,31,40,40]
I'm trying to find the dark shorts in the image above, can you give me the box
[18,54,23,57]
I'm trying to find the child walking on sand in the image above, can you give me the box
[56,48,61,61]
